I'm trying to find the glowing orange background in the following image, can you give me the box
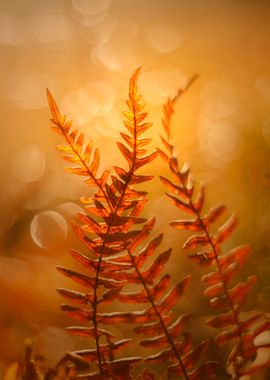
[1,1,270,378]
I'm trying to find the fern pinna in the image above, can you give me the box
[47,68,216,380]
[159,79,270,379]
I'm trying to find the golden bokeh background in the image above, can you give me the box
[1,0,270,378]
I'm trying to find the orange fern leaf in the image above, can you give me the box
[47,88,110,200]
[159,78,270,379]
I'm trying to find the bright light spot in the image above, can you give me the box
[71,0,110,15]
[93,108,123,137]
[62,81,114,125]
[113,0,138,3]
[31,211,68,249]
[254,330,270,347]
[246,347,270,372]
[61,87,98,125]
[239,375,251,380]
[1,66,53,109]
[201,81,258,135]
[78,14,117,44]
[2,362,20,380]
[91,42,138,71]
[140,67,188,105]
[12,145,46,182]
[73,8,108,27]
[200,82,238,119]
[90,18,138,70]
[198,120,243,168]
[199,82,244,168]
[199,121,243,168]
[207,122,242,161]
[84,81,115,116]
[147,24,184,53]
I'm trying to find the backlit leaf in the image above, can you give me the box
[203,204,226,225]
[142,249,171,284]
[193,182,205,213]
[166,193,193,215]
[159,276,191,314]
[183,340,209,369]
[228,276,257,306]
[216,215,237,244]
[207,311,235,328]
[170,219,201,232]
[183,234,210,249]
[57,288,89,305]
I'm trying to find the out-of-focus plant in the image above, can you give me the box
[159,83,270,380]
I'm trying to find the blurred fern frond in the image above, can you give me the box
[159,78,270,379]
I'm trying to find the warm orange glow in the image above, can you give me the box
[1,1,270,379]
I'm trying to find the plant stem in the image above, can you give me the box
[127,249,190,380]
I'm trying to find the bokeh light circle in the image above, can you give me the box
[198,120,243,168]
[147,24,184,53]
[31,211,68,249]
[140,67,188,105]
[61,87,98,125]
[200,82,238,119]
[56,202,84,221]
[71,0,110,16]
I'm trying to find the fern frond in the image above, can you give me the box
[47,88,110,204]
[123,237,217,380]
[159,78,270,378]
[49,68,160,378]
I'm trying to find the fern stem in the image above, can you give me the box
[164,145,243,379]
[92,253,104,374]
[163,88,244,377]
[56,122,113,212]
[197,217,244,354]
[186,196,244,362]
[127,249,190,380]
[168,166,244,358]
[92,76,140,376]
